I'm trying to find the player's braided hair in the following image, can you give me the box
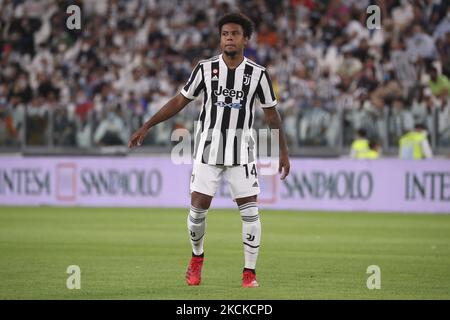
[218,12,254,39]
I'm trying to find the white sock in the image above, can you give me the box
[239,202,261,270]
[188,206,207,256]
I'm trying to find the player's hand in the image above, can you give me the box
[279,152,290,180]
[128,126,148,148]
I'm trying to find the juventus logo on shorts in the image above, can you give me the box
[243,73,251,85]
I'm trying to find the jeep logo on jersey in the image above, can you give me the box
[214,86,244,99]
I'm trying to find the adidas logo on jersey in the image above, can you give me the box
[213,86,244,99]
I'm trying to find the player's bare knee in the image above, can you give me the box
[235,195,258,207]
[191,191,213,210]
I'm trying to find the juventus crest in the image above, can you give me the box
[243,73,252,85]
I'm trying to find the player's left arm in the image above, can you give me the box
[262,107,290,180]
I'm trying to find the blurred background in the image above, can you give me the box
[0,0,449,157]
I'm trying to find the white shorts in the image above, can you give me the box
[190,162,260,199]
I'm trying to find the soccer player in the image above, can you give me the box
[128,13,290,288]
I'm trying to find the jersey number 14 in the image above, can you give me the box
[243,164,257,179]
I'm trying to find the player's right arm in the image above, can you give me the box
[128,93,191,148]
[129,62,204,148]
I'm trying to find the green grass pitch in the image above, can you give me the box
[0,206,449,300]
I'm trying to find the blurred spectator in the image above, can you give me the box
[399,123,433,160]
[93,108,128,146]
[357,139,381,160]
[0,108,18,145]
[76,113,93,148]
[433,7,450,42]
[74,90,94,122]
[370,70,403,109]
[436,31,450,78]
[350,128,369,159]
[411,88,435,132]
[279,99,299,147]
[392,0,414,32]
[53,107,77,146]
[427,66,450,98]
[437,99,450,146]
[406,24,438,62]
[25,95,49,146]
[390,39,418,97]
[9,72,33,104]
[299,97,330,146]
[336,49,362,83]
[388,97,414,145]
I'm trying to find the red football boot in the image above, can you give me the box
[186,256,204,286]
[242,270,259,288]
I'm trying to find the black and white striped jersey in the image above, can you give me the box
[181,54,277,166]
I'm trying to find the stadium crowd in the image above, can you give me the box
[0,0,450,152]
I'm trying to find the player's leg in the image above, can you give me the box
[236,195,261,288]
[188,191,213,257]
[186,163,222,286]
[225,163,261,287]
